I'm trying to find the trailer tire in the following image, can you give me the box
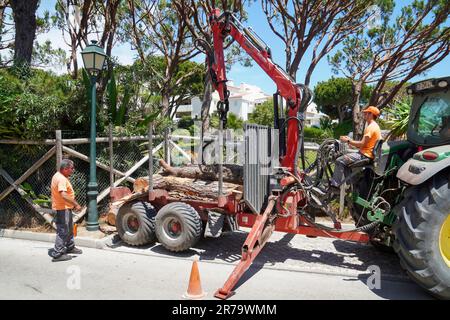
[393,170,450,300]
[155,202,202,252]
[116,201,156,246]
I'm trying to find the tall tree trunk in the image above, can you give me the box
[162,91,171,118]
[98,0,120,101]
[337,105,345,124]
[352,81,365,140]
[10,0,39,67]
[70,34,78,79]
[201,63,212,135]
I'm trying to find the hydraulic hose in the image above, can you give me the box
[301,212,380,234]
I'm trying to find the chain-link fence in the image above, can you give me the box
[0,132,163,229]
[0,130,321,229]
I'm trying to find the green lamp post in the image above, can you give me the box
[81,40,107,231]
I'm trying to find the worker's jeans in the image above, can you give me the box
[330,152,369,187]
[51,209,75,258]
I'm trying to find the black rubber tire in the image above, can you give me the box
[155,202,202,252]
[393,171,450,300]
[116,201,156,246]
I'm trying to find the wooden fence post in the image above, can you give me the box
[55,130,62,171]
[148,122,154,192]
[164,127,171,166]
[109,124,114,191]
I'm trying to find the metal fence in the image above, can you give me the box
[0,130,165,229]
[0,128,320,229]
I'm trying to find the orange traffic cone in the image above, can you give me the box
[182,258,206,299]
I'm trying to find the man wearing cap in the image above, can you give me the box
[330,106,381,191]
[49,159,83,262]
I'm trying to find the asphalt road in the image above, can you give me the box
[0,232,433,300]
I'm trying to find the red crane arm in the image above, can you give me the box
[208,9,306,172]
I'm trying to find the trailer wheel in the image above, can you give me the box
[155,202,202,252]
[116,201,156,246]
[393,170,450,299]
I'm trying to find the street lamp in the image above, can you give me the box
[81,40,107,231]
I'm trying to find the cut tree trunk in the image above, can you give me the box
[158,159,243,184]
[107,160,244,227]
[134,175,242,201]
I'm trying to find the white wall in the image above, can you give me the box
[189,82,271,121]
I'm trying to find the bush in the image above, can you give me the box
[0,68,89,140]
[333,120,353,138]
[303,126,330,140]
[177,116,194,130]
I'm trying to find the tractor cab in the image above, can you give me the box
[372,77,450,179]
[407,76,450,147]
[395,77,450,186]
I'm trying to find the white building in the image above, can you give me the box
[175,82,328,128]
[189,82,272,121]
[304,102,329,127]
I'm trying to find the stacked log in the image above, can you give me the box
[106,159,243,226]
[158,159,243,184]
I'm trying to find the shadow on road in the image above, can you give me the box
[107,229,432,299]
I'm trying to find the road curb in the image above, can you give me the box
[0,228,112,250]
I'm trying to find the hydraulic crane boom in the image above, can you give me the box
[202,9,318,300]
[207,8,311,174]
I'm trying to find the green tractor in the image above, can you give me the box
[349,76,450,299]
[311,76,450,299]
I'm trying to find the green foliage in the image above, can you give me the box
[314,77,371,122]
[319,117,335,137]
[32,40,67,68]
[0,68,89,140]
[210,112,244,131]
[20,182,51,208]
[333,120,354,138]
[329,0,448,106]
[177,116,194,130]
[106,70,132,126]
[248,99,274,126]
[303,127,331,140]
[383,96,412,139]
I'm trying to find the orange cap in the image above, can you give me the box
[362,106,380,117]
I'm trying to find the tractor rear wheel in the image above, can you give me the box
[393,170,450,299]
[155,202,202,252]
[116,201,156,246]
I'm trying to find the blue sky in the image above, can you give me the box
[36,0,450,94]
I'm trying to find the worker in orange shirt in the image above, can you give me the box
[330,106,381,192]
[49,159,83,262]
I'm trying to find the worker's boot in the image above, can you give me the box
[52,254,72,262]
[67,247,83,254]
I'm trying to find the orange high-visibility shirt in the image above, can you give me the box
[51,171,75,210]
[360,121,381,159]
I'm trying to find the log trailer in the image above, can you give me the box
[114,9,450,300]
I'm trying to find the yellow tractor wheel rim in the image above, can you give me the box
[440,213,450,268]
